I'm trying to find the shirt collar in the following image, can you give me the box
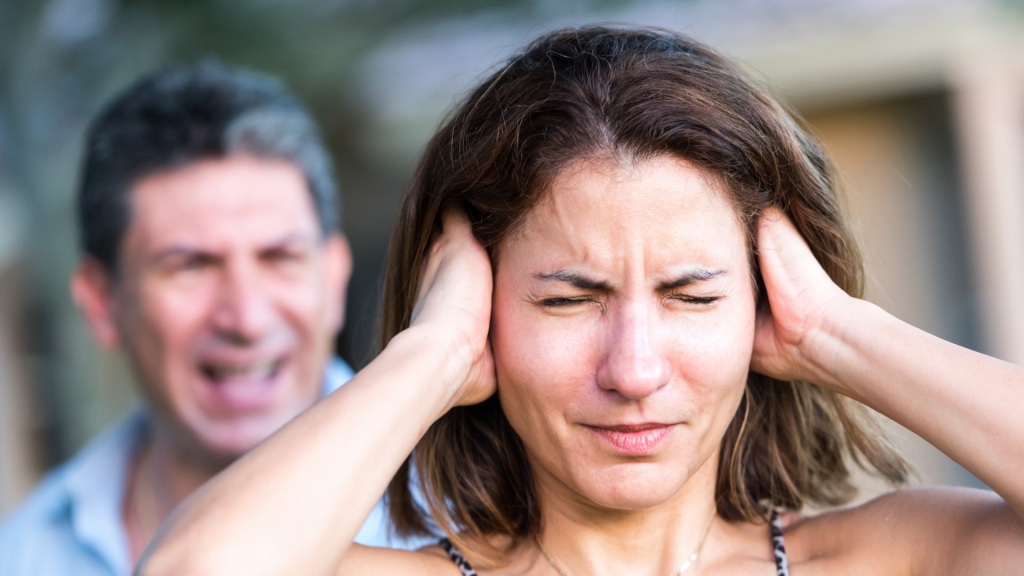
[62,410,148,576]
[59,358,355,575]
[323,356,355,396]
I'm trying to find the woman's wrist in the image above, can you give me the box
[379,323,476,418]
[798,296,885,400]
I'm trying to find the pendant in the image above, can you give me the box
[679,551,699,574]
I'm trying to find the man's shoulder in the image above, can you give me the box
[0,464,82,572]
[0,412,145,576]
[0,465,73,530]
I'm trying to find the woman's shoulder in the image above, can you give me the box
[339,542,468,576]
[341,538,542,576]
[783,487,1014,575]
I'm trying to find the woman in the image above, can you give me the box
[141,27,1024,575]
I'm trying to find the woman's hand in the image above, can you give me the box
[751,205,1024,542]
[408,206,496,409]
[750,207,854,389]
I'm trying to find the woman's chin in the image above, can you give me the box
[567,462,697,511]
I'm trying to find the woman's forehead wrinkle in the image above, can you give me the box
[530,183,606,263]
[694,188,714,268]
[514,155,745,284]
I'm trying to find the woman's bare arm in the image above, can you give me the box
[751,208,1024,572]
[137,209,495,576]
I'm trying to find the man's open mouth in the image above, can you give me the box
[200,358,285,383]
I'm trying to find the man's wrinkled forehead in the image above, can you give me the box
[121,156,323,260]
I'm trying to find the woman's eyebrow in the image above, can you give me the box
[533,269,726,290]
[534,270,608,290]
[658,268,726,290]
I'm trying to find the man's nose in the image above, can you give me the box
[596,300,670,400]
[211,260,275,343]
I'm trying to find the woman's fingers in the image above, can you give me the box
[412,206,482,322]
[409,205,497,407]
[757,208,835,300]
[751,207,849,383]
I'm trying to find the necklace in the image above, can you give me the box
[535,513,716,576]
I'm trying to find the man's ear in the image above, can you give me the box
[70,257,122,351]
[323,233,353,336]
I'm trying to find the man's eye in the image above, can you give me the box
[175,256,215,272]
[264,250,305,264]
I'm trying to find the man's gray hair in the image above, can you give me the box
[78,61,340,273]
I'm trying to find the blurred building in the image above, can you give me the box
[737,0,1024,494]
[0,195,37,512]
[1,0,1023,514]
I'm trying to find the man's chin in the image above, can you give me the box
[188,420,287,465]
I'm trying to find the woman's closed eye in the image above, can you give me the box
[540,296,598,307]
[666,294,721,306]
[537,294,722,308]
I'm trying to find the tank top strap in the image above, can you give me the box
[439,538,478,576]
[769,510,791,576]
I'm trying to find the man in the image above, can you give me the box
[0,62,420,576]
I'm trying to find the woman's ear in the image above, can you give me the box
[70,257,122,351]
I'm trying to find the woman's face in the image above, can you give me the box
[491,155,756,511]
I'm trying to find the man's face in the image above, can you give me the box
[75,156,350,462]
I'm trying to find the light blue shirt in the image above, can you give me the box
[0,358,430,576]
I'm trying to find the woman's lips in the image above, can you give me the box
[586,423,675,456]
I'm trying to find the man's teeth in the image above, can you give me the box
[205,360,278,382]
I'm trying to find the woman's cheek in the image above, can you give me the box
[662,306,756,401]
[493,305,598,436]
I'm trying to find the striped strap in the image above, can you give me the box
[439,538,478,576]
[769,510,791,576]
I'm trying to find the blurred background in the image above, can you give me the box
[2,0,1024,515]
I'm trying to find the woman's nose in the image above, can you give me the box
[596,301,670,400]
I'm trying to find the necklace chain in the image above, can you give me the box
[535,513,716,576]
[535,536,570,576]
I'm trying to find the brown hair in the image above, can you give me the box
[383,26,909,560]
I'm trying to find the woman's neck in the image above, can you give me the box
[531,454,720,576]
